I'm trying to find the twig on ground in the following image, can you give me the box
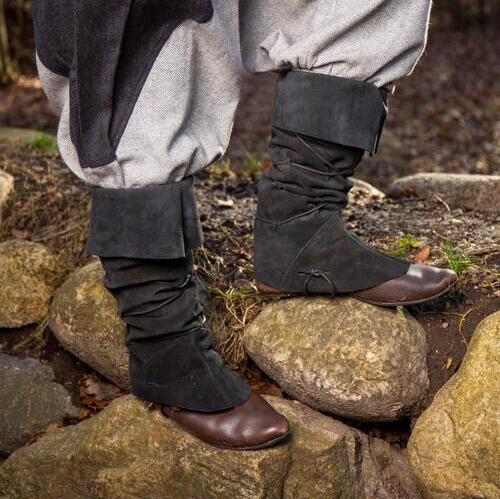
[13,315,49,353]
[32,223,82,242]
[434,195,451,212]
[441,308,474,346]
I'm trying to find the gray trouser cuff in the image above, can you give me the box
[272,70,387,154]
[87,177,202,259]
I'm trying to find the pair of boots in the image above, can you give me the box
[95,72,456,450]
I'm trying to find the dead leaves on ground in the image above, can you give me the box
[415,245,432,264]
[78,375,124,417]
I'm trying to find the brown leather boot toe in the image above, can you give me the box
[352,264,457,306]
[162,392,290,450]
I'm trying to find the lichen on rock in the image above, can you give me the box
[0,395,419,498]
[244,297,429,422]
[0,240,65,328]
[49,260,129,390]
[407,311,500,499]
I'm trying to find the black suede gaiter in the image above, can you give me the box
[101,252,251,412]
[253,71,409,295]
[87,178,251,412]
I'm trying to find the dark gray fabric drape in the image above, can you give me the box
[33,0,214,168]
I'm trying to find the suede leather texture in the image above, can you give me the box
[254,127,409,294]
[87,177,202,259]
[101,252,251,412]
[273,70,387,154]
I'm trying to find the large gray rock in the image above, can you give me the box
[388,173,500,213]
[0,395,419,498]
[49,261,129,390]
[244,297,429,422]
[0,169,14,218]
[0,354,80,455]
[407,311,500,499]
[0,240,65,328]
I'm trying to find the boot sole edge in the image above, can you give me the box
[256,281,455,307]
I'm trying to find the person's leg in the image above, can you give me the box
[32,0,288,449]
[241,0,456,305]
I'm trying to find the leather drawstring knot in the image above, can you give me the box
[297,269,335,296]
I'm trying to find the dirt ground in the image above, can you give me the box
[0,26,498,448]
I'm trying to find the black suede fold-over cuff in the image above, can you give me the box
[272,70,387,154]
[87,177,202,259]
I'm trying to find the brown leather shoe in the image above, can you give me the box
[162,392,290,450]
[258,264,457,307]
[352,264,457,306]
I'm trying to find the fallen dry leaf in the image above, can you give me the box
[76,408,91,420]
[260,159,272,172]
[215,198,235,208]
[79,376,123,413]
[11,229,30,239]
[82,376,122,401]
[415,246,431,264]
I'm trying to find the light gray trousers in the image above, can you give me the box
[37,0,432,190]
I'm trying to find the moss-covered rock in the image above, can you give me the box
[244,297,429,421]
[49,261,129,389]
[0,395,418,498]
[0,395,288,499]
[0,127,57,150]
[407,311,500,499]
[0,240,65,328]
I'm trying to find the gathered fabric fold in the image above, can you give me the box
[101,252,251,412]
